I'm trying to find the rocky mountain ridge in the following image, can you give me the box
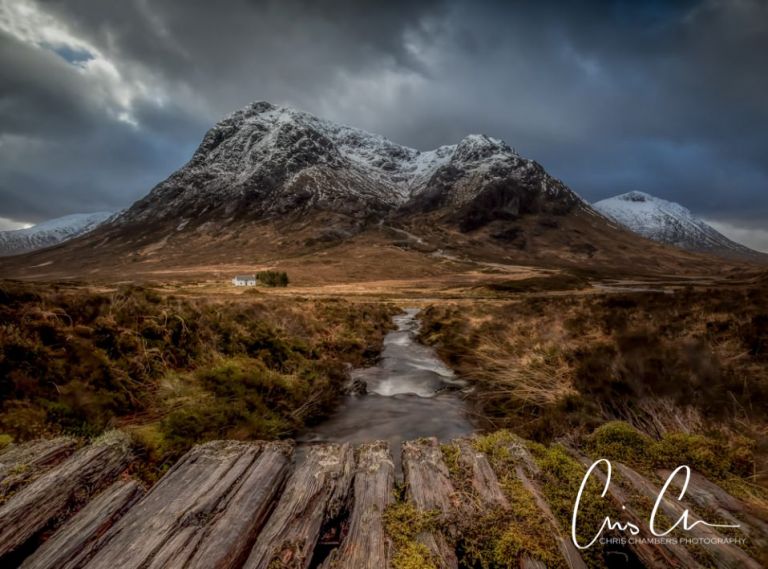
[0,103,747,281]
[119,101,583,230]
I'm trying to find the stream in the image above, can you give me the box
[298,308,475,467]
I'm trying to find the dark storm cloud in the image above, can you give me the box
[0,0,766,245]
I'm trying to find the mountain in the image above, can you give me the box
[593,191,760,259]
[0,103,735,282]
[0,212,114,257]
[122,101,582,231]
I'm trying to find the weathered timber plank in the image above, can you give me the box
[570,453,700,568]
[0,437,77,499]
[451,439,555,569]
[519,558,547,569]
[320,441,394,569]
[455,439,508,511]
[180,442,293,569]
[0,432,132,560]
[243,443,354,569]
[658,468,768,548]
[402,437,458,569]
[20,479,145,569]
[82,440,275,569]
[616,462,761,569]
[513,465,587,569]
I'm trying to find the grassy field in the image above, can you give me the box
[0,281,397,479]
[2,269,767,497]
[418,279,768,493]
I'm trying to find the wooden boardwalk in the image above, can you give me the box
[0,433,764,569]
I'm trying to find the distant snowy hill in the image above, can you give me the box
[0,212,114,256]
[593,191,759,259]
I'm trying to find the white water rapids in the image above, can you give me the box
[298,308,475,462]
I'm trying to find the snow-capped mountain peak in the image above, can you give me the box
[0,212,114,257]
[593,191,757,258]
[122,100,582,225]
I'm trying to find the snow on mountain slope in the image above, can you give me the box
[593,191,757,257]
[0,212,114,256]
[123,101,583,226]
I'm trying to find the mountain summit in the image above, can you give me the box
[0,103,735,281]
[593,191,759,259]
[121,101,582,231]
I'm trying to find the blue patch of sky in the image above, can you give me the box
[40,41,94,67]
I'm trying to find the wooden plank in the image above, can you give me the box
[451,439,556,569]
[519,558,547,569]
[0,432,132,560]
[454,439,508,511]
[495,443,588,569]
[570,453,700,568]
[243,443,354,569]
[616,462,761,569]
[320,441,394,569]
[657,468,768,549]
[513,464,587,569]
[82,440,291,569]
[142,444,269,569]
[19,479,145,569]
[402,437,458,569]
[180,442,293,569]
[0,437,77,500]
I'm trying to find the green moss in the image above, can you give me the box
[0,282,397,478]
[457,433,569,568]
[0,434,12,450]
[587,421,654,465]
[527,442,617,569]
[383,502,440,569]
[471,430,519,468]
[585,421,757,483]
[392,542,437,569]
[650,433,735,479]
[440,442,462,480]
[459,485,561,569]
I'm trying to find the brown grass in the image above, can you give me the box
[419,283,768,485]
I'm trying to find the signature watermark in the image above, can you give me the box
[571,459,742,550]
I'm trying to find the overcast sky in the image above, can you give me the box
[1,0,766,249]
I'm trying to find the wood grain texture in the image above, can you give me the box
[511,451,587,569]
[182,442,292,569]
[244,443,353,569]
[455,439,508,512]
[0,437,77,500]
[658,467,768,549]
[19,479,145,569]
[402,437,458,569]
[83,441,292,569]
[0,432,132,560]
[320,441,394,569]
[617,462,762,569]
[569,453,699,568]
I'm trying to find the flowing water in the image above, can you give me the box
[298,308,475,466]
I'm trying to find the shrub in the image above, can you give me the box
[256,271,289,287]
[0,281,397,475]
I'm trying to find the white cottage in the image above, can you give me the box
[232,274,257,286]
